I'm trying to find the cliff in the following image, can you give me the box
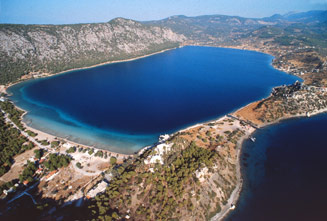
[0,18,185,84]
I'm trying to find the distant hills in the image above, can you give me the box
[146,10,327,45]
[0,10,326,84]
[267,10,327,23]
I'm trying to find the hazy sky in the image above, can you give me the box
[1,0,326,24]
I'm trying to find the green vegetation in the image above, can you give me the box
[19,161,37,182]
[89,141,218,220]
[66,146,76,154]
[109,157,117,165]
[88,148,94,155]
[43,153,72,171]
[0,21,181,85]
[0,110,34,176]
[26,130,37,137]
[50,141,60,148]
[0,101,25,130]
[76,162,83,169]
[38,140,49,146]
[34,149,43,160]
[94,151,104,158]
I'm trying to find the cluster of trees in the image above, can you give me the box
[94,151,103,158]
[34,149,44,160]
[19,161,37,182]
[88,148,94,155]
[66,146,76,154]
[38,140,49,146]
[0,112,34,176]
[50,141,60,148]
[109,157,117,165]
[88,141,218,220]
[0,101,24,130]
[92,150,109,159]
[26,130,37,137]
[43,153,71,171]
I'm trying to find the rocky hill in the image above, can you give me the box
[146,10,327,46]
[1,10,326,85]
[0,18,185,84]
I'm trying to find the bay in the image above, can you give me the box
[8,46,299,153]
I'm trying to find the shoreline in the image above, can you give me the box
[2,44,325,220]
[211,117,254,221]
[212,106,327,221]
[2,46,182,159]
[2,44,276,159]
[18,108,133,161]
[2,46,180,93]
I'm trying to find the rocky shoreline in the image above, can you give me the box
[2,46,327,220]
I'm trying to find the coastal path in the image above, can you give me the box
[1,108,54,152]
[227,114,260,129]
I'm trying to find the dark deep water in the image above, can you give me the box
[8,46,299,153]
[227,113,327,221]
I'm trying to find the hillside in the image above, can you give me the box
[1,10,326,85]
[147,11,327,86]
[0,18,185,84]
[1,10,327,220]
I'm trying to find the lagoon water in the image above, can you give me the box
[8,46,298,153]
[227,113,327,221]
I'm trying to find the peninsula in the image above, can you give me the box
[0,10,327,220]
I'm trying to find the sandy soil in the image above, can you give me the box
[0,147,38,184]
[234,100,266,126]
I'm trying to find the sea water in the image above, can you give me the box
[227,113,327,221]
[8,46,299,153]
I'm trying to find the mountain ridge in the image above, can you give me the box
[1,10,326,85]
[0,18,185,84]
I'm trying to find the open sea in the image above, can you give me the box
[7,46,298,153]
[227,113,327,221]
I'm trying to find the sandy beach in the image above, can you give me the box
[1,47,182,161]
[22,119,132,161]
[2,44,324,220]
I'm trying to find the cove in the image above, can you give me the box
[227,113,327,221]
[8,46,299,154]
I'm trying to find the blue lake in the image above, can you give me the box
[8,46,299,153]
[227,113,327,221]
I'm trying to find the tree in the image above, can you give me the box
[110,157,117,166]
[76,162,83,169]
[34,149,43,159]
[51,141,60,148]
[111,212,119,219]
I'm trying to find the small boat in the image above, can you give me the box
[250,137,256,142]
[230,204,236,210]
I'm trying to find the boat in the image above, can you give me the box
[250,137,256,142]
[230,204,236,210]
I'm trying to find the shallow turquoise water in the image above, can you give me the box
[8,46,299,153]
